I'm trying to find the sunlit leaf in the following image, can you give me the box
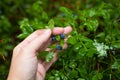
[48,19,54,29]
[45,52,54,62]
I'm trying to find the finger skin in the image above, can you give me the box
[18,30,47,48]
[52,27,64,35]
[52,26,72,35]
[64,26,72,34]
[26,29,51,54]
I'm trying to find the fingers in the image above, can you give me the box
[39,27,65,51]
[43,26,71,51]
[52,27,64,35]
[16,30,47,48]
[25,29,52,53]
[64,26,72,34]
[52,26,72,35]
[41,26,72,71]
[17,26,72,49]
[44,26,72,51]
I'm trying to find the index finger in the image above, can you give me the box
[52,26,72,35]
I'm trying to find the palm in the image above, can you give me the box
[36,52,57,80]
[36,62,46,80]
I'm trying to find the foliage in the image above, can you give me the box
[0,0,120,80]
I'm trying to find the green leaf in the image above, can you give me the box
[54,77,60,80]
[87,48,97,57]
[37,51,48,59]
[96,32,105,38]
[48,19,54,29]
[112,41,120,48]
[77,78,85,80]
[17,32,29,39]
[92,72,103,80]
[69,70,78,78]
[80,35,93,42]
[84,19,99,31]
[111,61,120,69]
[59,7,70,14]
[19,18,33,33]
[42,11,48,20]
[49,44,56,49]
[73,42,82,52]
[45,52,54,62]
[48,76,54,80]
[77,49,86,59]
[60,40,64,47]
[56,35,61,41]
[78,67,87,78]
[67,36,77,45]
[89,9,96,17]
[32,1,43,12]
[69,61,77,68]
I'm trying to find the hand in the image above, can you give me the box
[7,26,72,80]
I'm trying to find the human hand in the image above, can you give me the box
[7,26,72,80]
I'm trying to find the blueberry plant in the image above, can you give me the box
[0,0,120,80]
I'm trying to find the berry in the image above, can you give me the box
[61,13,66,17]
[60,34,65,39]
[71,13,75,18]
[52,35,56,41]
[56,45,62,50]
